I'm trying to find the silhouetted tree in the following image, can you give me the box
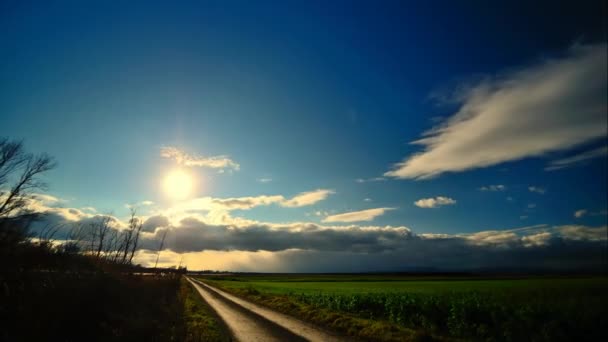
[0,137,55,219]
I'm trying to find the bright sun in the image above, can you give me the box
[163,169,194,200]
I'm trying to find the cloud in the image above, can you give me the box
[546,146,608,171]
[142,215,170,232]
[136,221,606,272]
[414,196,456,208]
[355,177,387,183]
[126,200,155,209]
[385,43,607,179]
[528,186,546,194]
[479,185,506,191]
[281,189,335,208]
[322,208,395,223]
[574,209,588,218]
[527,203,537,209]
[257,178,273,183]
[19,196,608,272]
[139,218,413,253]
[160,146,239,171]
[211,195,285,210]
[558,225,607,241]
[363,198,372,202]
[521,232,552,247]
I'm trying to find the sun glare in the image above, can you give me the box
[163,169,194,200]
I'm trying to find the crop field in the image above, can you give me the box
[200,275,608,341]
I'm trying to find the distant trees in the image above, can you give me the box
[0,137,167,271]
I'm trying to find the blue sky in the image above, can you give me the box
[1,1,606,271]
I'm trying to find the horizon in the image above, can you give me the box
[1,0,606,272]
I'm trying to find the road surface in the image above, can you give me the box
[186,277,345,342]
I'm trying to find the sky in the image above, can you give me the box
[1,0,607,271]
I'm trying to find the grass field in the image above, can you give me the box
[199,274,608,341]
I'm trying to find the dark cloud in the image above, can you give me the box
[142,215,170,232]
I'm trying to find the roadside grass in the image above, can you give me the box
[199,275,608,342]
[179,277,231,342]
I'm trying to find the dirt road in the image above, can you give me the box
[186,277,345,342]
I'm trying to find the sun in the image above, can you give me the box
[163,169,194,200]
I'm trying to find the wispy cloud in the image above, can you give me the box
[546,146,608,171]
[211,195,285,210]
[125,200,155,209]
[528,186,546,194]
[573,208,607,218]
[355,177,387,183]
[479,185,506,191]
[160,146,240,171]
[281,189,335,208]
[385,43,607,179]
[257,177,273,183]
[414,196,456,208]
[322,207,395,223]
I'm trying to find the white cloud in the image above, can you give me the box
[527,203,537,209]
[355,177,387,183]
[281,189,335,208]
[257,177,273,183]
[363,198,372,202]
[528,186,546,194]
[414,196,456,208]
[160,146,240,171]
[546,146,608,171]
[574,209,588,218]
[322,207,395,223]
[385,43,607,179]
[479,185,506,191]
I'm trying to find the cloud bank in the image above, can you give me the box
[385,43,607,179]
[20,195,608,272]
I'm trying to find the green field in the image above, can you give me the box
[199,275,608,341]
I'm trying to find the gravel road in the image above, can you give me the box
[187,277,345,342]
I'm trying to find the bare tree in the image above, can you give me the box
[0,138,55,219]
[154,229,168,270]
[89,215,113,259]
[128,214,143,265]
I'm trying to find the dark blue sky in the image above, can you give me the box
[0,1,606,269]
